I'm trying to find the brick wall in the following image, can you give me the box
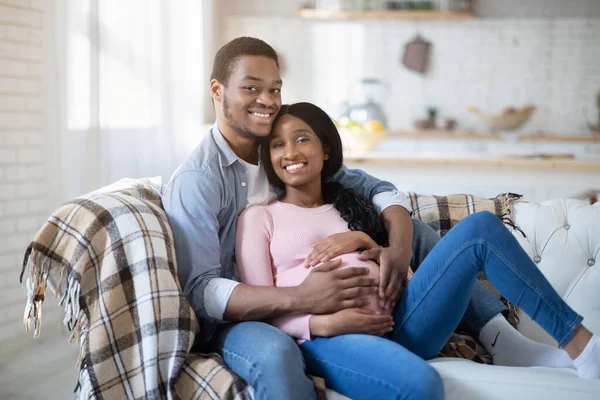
[0,0,60,350]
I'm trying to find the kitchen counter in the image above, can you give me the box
[344,151,600,171]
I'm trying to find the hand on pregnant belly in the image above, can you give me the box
[311,308,394,338]
[304,231,378,268]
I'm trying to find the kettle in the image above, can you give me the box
[346,78,388,128]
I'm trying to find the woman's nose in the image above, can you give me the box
[282,143,298,159]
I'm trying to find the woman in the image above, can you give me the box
[235,102,599,399]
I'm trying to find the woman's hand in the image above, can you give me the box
[309,309,394,338]
[305,232,378,268]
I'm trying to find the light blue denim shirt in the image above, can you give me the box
[163,124,410,340]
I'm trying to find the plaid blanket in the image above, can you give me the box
[20,178,251,399]
[408,192,523,237]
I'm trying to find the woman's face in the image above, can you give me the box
[269,114,329,190]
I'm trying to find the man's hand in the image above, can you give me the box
[304,232,378,268]
[358,247,412,310]
[309,309,394,338]
[295,259,378,314]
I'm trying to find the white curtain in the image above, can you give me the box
[59,0,206,200]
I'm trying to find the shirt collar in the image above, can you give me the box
[211,122,240,167]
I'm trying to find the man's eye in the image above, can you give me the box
[271,88,281,94]
[245,86,257,92]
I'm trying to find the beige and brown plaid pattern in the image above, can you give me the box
[21,178,250,399]
[408,192,523,237]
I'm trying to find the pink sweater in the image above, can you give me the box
[235,201,388,341]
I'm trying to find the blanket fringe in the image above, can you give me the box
[22,247,90,369]
[496,192,526,238]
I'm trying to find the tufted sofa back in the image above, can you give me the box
[510,198,600,345]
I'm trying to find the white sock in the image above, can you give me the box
[574,334,600,379]
[479,314,574,368]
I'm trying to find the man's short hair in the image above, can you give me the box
[211,37,279,86]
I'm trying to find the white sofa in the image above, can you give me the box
[327,198,600,400]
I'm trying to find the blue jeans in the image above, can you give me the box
[207,321,316,400]
[411,219,508,338]
[301,212,583,400]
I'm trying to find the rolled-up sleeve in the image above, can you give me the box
[332,164,411,214]
[163,170,229,322]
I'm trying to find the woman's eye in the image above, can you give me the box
[297,137,309,143]
[271,142,283,149]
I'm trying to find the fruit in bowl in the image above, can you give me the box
[335,117,387,152]
[467,104,537,131]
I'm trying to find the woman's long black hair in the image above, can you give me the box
[260,102,387,246]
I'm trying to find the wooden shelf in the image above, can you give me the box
[295,9,475,20]
[376,130,600,142]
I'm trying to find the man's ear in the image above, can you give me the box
[210,79,223,102]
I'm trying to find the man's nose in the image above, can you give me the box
[256,90,276,108]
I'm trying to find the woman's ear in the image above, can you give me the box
[324,152,330,161]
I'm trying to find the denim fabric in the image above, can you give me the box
[301,334,444,400]
[411,219,508,338]
[394,211,583,359]
[299,213,583,400]
[208,321,317,400]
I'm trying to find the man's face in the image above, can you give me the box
[217,55,282,140]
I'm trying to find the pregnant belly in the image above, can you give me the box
[274,253,389,315]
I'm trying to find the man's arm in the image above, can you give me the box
[333,164,415,309]
[164,170,376,323]
[163,170,226,321]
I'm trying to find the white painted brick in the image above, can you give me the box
[0,183,16,199]
[26,165,44,179]
[0,58,31,76]
[26,131,44,145]
[28,198,46,213]
[0,253,20,270]
[3,131,27,146]
[3,232,31,251]
[16,181,37,197]
[0,148,17,164]
[3,199,28,216]
[17,215,38,232]
[0,94,27,109]
[2,24,29,41]
[16,147,45,163]
[3,165,27,181]
[0,217,16,234]
[18,8,44,27]
[27,27,43,44]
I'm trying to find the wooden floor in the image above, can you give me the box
[0,333,79,399]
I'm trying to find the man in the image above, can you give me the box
[164,37,572,399]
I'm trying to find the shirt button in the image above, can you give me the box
[564,224,570,230]
[534,256,542,263]
[241,182,247,187]
[588,259,596,267]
